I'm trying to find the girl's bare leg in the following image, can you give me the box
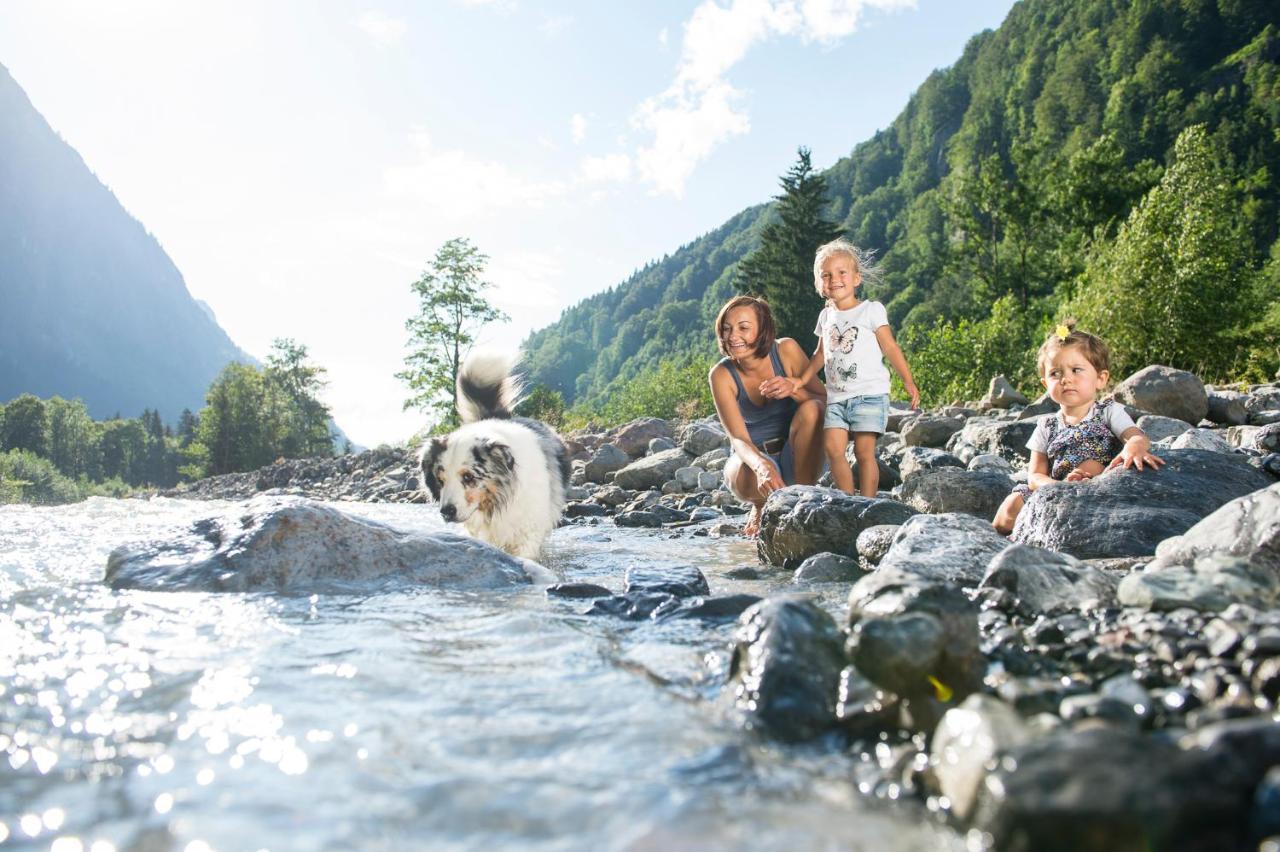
[852,432,880,497]
[824,428,854,494]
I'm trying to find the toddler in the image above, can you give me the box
[992,325,1164,535]
[785,239,919,497]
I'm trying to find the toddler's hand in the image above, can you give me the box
[1064,468,1095,482]
[1107,446,1165,472]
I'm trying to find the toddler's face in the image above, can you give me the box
[1041,345,1109,409]
[820,254,860,302]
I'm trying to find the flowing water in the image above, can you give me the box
[0,497,963,851]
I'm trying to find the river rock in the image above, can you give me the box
[929,694,1033,821]
[727,596,847,741]
[877,513,1010,587]
[1113,365,1209,427]
[613,447,695,490]
[610,417,674,457]
[792,552,865,583]
[1258,422,1280,453]
[1016,393,1059,420]
[947,418,1038,464]
[756,486,918,568]
[902,415,966,448]
[652,593,761,623]
[968,453,1015,473]
[972,725,1250,851]
[1137,414,1193,442]
[1207,390,1250,426]
[980,544,1119,616]
[897,446,965,481]
[648,437,678,454]
[981,375,1029,409]
[855,525,899,566]
[693,447,730,469]
[674,465,703,491]
[583,443,630,483]
[1167,428,1233,453]
[896,468,1012,518]
[104,497,535,593]
[624,563,711,597]
[1010,448,1273,559]
[679,419,728,456]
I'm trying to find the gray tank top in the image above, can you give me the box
[719,343,798,447]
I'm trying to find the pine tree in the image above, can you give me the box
[735,148,843,348]
[265,338,334,458]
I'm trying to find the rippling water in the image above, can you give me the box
[0,497,962,851]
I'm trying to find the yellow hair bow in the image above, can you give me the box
[1055,324,1070,340]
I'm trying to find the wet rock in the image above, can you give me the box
[546,582,613,599]
[792,552,865,583]
[592,484,633,507]
[1113,365,1209,427]
[652,593,761,623]
[855,524,899,566]
[973,725,1250,851]
[755,486,917,568]
[727,596,847,741]
[565,501,608,518]
[1011,449,1272,559]
[980,544,1119,616]
[679,419,729,456]
[583,443,630,483]
[624,564,710,598]
[610,417,674,457]
[586,592,676,620]
[902,415,965,448]
[981,375,1029,410]
[1137,414,1193,442]
[105,497,535,593]
[897,446,966,481]
[613,447,696,490]
[835,666,899,735]
[615,510,666,528]
[877,513,1010,587]
[896,468,1012,518]
[947,418,1038,465]
[929,694,1032,821]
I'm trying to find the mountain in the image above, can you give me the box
[524,0,1280,408]
[0,63,251,423]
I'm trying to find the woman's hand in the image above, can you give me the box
[760,376,802,399]
[753,458,785,497]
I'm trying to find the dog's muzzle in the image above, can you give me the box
[440,503,458,521]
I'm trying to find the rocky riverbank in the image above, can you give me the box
[156,364,1280,849]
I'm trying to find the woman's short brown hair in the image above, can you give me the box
[714,295,777,360]
[1037,326,1112,377]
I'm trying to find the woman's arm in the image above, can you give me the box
[762,338,825,401]
[874,325,920,409]
[710,363,783,492]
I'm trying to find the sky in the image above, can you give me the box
[0,0,1017,447]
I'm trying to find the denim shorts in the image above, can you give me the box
[824,393,890,434]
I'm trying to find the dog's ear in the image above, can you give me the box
[473,440,515,476]
[420,437,448,500]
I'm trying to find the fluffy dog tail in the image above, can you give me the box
[456,349,523,423]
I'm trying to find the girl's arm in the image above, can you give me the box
[709,363,783,494]
[763,338,825,401]
[1025,451,1053,490]
[1107,427,1165,471]
[874,325,920,409]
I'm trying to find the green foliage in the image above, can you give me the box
[1071,125,1257,379]
[0,449,81,505]
[899,295,1048,406]
[397,238,508,427]
[515,384,566,429]
[736,147,845,347]
[570,355,718,428]
[0,394,50,457]
[266,338,335,459]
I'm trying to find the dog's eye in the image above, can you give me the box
[461,472,475,486]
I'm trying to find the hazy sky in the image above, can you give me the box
[0,0,1015,447]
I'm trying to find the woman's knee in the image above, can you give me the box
[723,456,758,503]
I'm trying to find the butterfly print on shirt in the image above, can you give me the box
[828,323,858,354]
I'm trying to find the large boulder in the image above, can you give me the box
[947,418,1038,464]
[896,468,1013,518]
[897,446,966,482]
[726,596,847,741]
[679,418,729,456]
[1207,390,1250,426]
[756,486,918,568]
[105,497,535,593]
[610,417,675,457]
[981,375,1029,410]
[582,443,630,483]
[612,447,695,490]
[1010,449,1273,559]
[980,544,1119,616]
[877,513,1011,587]
[1136,414,1192,442]
[902,414,966,448]
[1112,365,1208,426]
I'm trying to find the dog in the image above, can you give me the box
[419,350,570,561]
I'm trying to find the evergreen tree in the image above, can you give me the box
[265,338,334,458]
[45,397,97,480]
[396,238,508,426]
[192,363,273,476]
[735,148,844,347]
[176,409,199,448]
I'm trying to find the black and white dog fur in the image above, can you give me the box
[419,350,570,561]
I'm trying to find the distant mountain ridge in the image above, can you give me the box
[0,63,251,423]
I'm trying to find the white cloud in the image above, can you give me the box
[570,113,587,144]
[580,153,632,183]
[355,11,407,45]
[539,14,573,36]
[658,27,669,48]
[632,0,915,196]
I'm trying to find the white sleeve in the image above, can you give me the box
[1025,416,1050,454]
[867,301,889,330]
[813,308,828,338]
[1107,403,1137,437]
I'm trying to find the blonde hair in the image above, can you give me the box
[812,238,884,298]
[1036,322,1112,378]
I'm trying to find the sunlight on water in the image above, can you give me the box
[0,497,962,850]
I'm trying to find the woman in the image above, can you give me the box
[709,295,825,536]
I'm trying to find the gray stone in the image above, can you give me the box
[896,468,1013,518]
[623,563,710,597]
[855,524,899,565]
[755,486,918,568]
[674,465,703,491]
[1146,480,1280,572]
[1247,387,1280,415]
[902,414,966,448]
[897,446,966,482]
[679,419,729,456]
[1010,448,1273,559]
[1137,414,1193,441]
[792,552,865,583]
[648,436,678,454]
[1207,390,1250,426]
[105,497,535,593]
[929,694,1033,821]
[583,443,630,483]
[1168,428,1234,454]
[980,544,1119,615]
[886,406,917,433]
[1257,422,1280,452]
[947,417,1038,464]
[591,484,633,507]
[981,375,1029,410]
[1113,365,1209,427]
[1016,393,1059,420]
[968,453,1015,473]
[697,470,722,491]
[692,447,730,470]
[727,596,846,741]
[877,513,1010,587]
[613,447,696,490]
[610,417,674,457]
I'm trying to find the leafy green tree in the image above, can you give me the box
[176,409,199,448]
[191,363,274,476]
[45,397,98,480]
[1071,124,1256,378]
[265,338,334,458]
[735,148,844,347]
[97,418,148,484]
[397,238,508,426]
[0,394,50,457]
[591,355,718,426]
[515,385,566,429]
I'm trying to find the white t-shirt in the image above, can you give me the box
[814,300,891,402]
[1026,401,1136,455]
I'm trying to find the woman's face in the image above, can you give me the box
[721,306,760,358]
